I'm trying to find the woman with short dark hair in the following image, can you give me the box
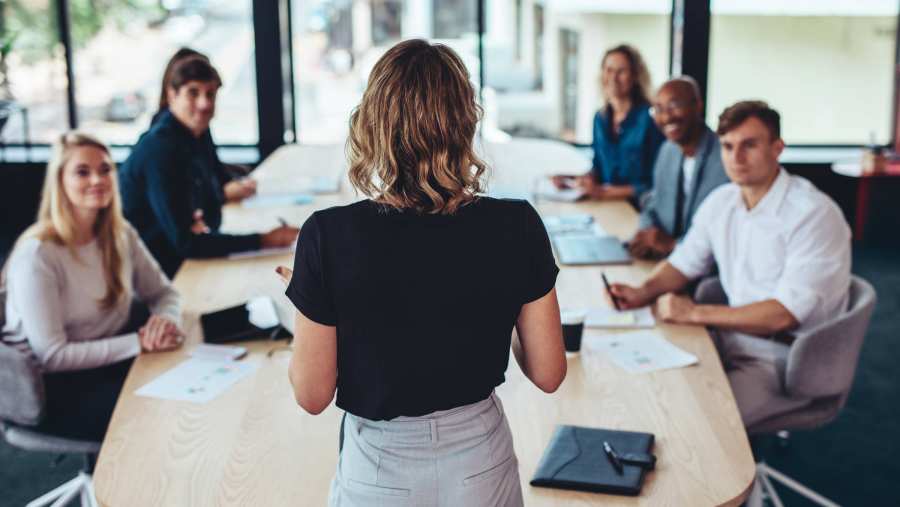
[278,39,566,506]
[119,55,299,277]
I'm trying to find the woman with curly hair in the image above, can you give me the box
[279,39,566,506]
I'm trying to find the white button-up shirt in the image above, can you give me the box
[668,168,851,335]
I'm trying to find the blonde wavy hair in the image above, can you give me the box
[12,132,128,308]
[600,44,653,106]
[347,39,487,215]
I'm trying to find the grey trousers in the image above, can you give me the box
[713,330,812,427]
[329,392,524,507]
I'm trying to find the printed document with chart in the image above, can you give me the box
[587,331,698,374]
[135,358,259,403]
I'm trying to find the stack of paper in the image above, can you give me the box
[587,331,698,374]
[585,307,655,329]
[543,214,609,237]
[241,193,314,209]
[534,178,585,202]
[227,246,293,260]
[256,175,341,195]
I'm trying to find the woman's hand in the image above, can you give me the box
[550,174,577,189]
[190,209,210,234]
[139,315,184,352]
[275,266,293,286]
[261,226,299,248]
[224,178,258,202]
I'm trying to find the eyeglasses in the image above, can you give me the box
[649,100,692,118]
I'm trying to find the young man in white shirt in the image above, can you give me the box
[609,101,851,426]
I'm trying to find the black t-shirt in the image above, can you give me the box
[285,198,558,421]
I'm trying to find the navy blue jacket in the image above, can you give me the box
[119,110,260,278]
[591,102,665,199]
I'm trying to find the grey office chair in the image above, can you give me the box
[693,276,877,507]
[0,288,102,507]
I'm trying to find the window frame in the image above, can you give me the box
[2,0,896,164]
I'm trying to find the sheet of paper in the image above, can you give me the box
[256,175,341,195]
[534,178,585,202]
[586,331,698,374]
[585,307,656,329]
[246,296,280,329]
[227,246,293,260]
[543,214,609,237]
[190,344,247,361]
[486,188,533,202]
[135,358,259,403]
[242,193,314,209]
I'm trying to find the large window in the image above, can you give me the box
[483,0,672,143]
[708,0,898,145]
[8,1,896,155]
[293,0,672,145]
[72,0,259,145]
[292,0,479,144]
[1,1,69,144]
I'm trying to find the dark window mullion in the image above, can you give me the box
[252,0,290,159]
[477,0,485,104]
[671,0,710,108]
[55,0,77,129]
[891,0,900,148]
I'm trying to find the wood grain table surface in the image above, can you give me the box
[94,141,755,506]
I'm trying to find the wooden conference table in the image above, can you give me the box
[94,140,755,506]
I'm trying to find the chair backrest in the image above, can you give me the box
[693,276,729,306]
[0,288,46,426]
[783,276,877,399]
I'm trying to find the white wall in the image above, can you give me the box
[495,11,669,143]
[707,15,896,144]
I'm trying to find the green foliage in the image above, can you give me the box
[0,0,164,65]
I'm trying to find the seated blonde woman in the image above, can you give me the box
[277,39,567,506]
[2,132,183,442]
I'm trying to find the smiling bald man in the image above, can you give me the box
[629,77,730,259]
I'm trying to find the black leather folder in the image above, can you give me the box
[200,298,279,344]
[530,425,655,496]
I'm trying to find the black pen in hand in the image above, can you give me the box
[601,273,622,311]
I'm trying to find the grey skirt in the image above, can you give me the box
[329,391,523,507]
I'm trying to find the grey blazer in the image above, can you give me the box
[639,125,730,238]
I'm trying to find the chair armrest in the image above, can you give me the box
[0,343,44,426]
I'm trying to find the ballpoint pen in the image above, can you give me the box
[603,440,624,474]
[268,325,283,341]
[601,272,622,311]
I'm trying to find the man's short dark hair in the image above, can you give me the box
[716,100,781,141]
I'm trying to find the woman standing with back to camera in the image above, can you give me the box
[277,39,566,506]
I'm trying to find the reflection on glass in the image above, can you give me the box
[483,0,671,142]
[71,0,259,145]
[708,1,897,144]
[292,0,479,144]
[1,1,68,144]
